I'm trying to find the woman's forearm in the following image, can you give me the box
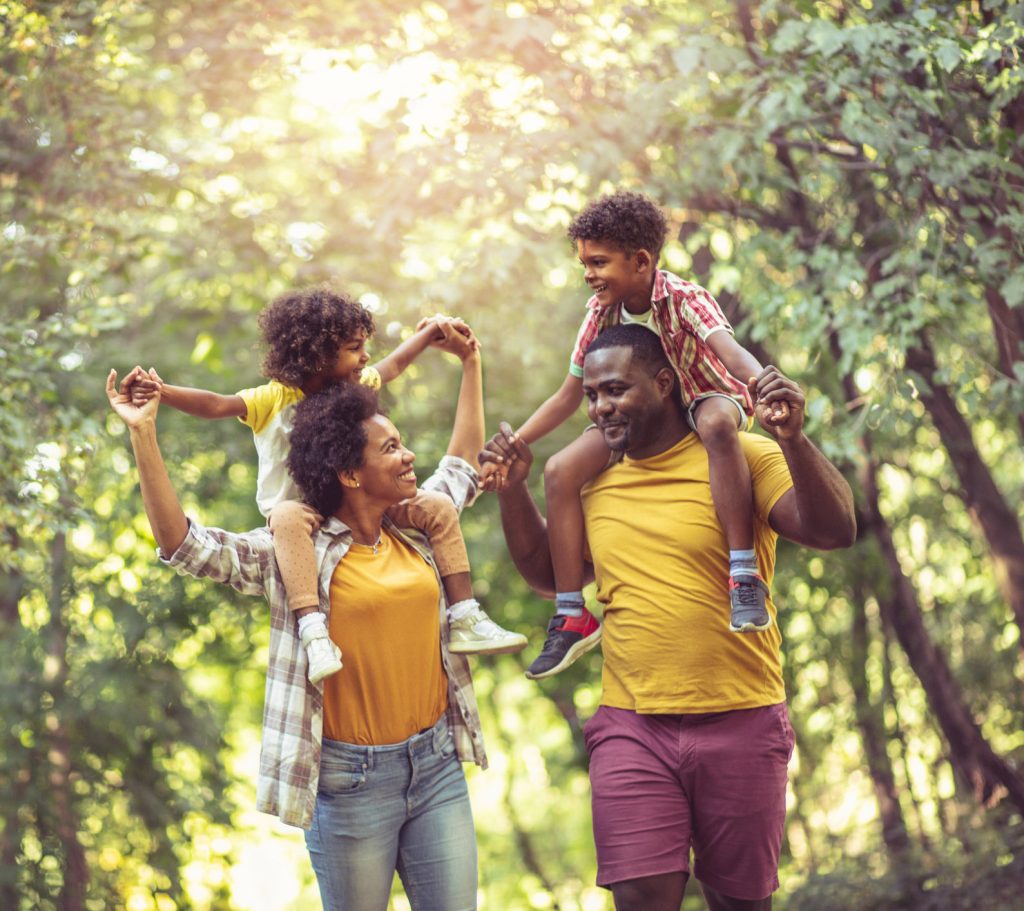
[128,421,190,555]
[446,351,484,466]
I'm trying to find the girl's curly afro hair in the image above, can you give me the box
[287,382,381,516]
[259,286,375,389]
[567,190,669,262]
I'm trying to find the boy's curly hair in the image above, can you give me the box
[258,286,375,389]
[568,190,669,262]
[287,383,381,516]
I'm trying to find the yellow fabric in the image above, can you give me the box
[235,368,383,516]
[322,529,447,745]
[581,431,793,713]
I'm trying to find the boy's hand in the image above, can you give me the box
[749,367,803,441]
[478,460,510,492]
[107,366,160,428]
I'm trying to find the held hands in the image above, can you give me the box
[478,422,531,492]
[748,366,804,441]
[128,366,165,407]
[106,366,161,429]
[417,314,479,360]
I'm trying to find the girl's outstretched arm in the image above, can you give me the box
[131,368,246,420]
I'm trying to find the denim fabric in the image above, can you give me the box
[304,716,477,911]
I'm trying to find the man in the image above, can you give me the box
[482,323,855,911]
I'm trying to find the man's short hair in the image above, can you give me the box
[568,191,670,261]
[287,383,381,516]
[585,323,671,374]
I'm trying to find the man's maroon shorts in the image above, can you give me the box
[584,703,794,901]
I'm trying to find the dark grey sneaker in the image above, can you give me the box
[525,609,602,680]
[728,571,771,632]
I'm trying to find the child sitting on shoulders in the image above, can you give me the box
[136,286,526,684]
[489,190,784,680]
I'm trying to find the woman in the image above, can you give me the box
[106,335,487,911]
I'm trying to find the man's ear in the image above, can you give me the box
[633,248,654,272]
[653,365,676,399]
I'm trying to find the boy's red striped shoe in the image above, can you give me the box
[525,609,602,680]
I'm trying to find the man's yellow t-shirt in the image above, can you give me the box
[581,431,793,714]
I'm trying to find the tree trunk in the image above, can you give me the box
[860,456,1024,813]
[848,583,910,854]
[879,614,931,853]
[45,528,88,911]
[904,336,1024,643]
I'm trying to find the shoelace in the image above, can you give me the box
[733,581,763,606]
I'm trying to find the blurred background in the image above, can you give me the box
[2,1,1023,908]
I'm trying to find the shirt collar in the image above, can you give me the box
[584,269,670,313]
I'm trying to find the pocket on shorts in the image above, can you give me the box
[583,705,612,756]
[318,753,368,795]
[769,703,795,763]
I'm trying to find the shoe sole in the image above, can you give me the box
[308,660,343,684]
[449,635,528,656]
[525,627,602,680]
[730,619,772,633]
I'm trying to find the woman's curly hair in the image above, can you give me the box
[567,190,669,262]
[287,383,381,516]
[258,286,375,389]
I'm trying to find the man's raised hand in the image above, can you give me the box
[749,366,804,441]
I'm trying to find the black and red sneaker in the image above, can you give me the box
[525,609,602,680]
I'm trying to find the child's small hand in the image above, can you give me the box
[432,318,480,360]
[129,367,165,406]
[748,367,804,440]
[478,459,510,492]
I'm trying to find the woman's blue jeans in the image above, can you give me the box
[305,716,478,911]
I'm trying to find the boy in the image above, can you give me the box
[137,286,526,683]
[499,190,779,679]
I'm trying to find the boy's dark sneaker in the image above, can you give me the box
[728,571,771,632]
[525,609,602,680]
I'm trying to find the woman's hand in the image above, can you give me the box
[107,366,160,429]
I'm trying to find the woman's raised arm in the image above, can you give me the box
[106,367,190,556]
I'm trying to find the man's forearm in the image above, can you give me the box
[779,433,856,549]
[128,421,190,555]
[497,483,556,597]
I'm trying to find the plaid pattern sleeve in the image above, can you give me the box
[164,455,490,831]
[163,520,324,829]
[655,272,752,410]
[410,455,488,769]
[568,301,609,378]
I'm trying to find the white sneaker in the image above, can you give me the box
[301,628,343,684]
[448,606,528,655]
